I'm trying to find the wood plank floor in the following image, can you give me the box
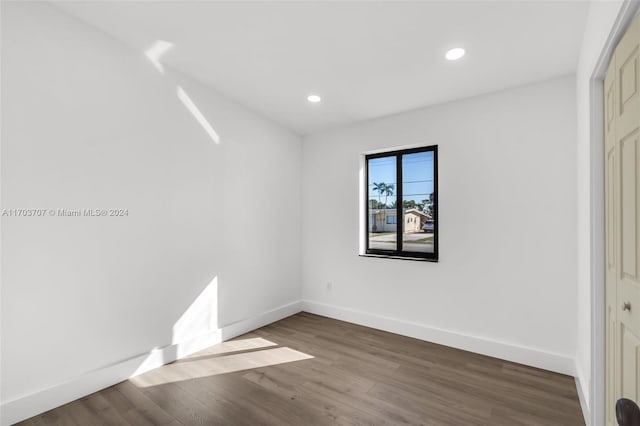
[18,313,585,425]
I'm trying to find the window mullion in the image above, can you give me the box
[365,157,370,253]
[396,154,402,253]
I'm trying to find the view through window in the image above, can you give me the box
[365,146,437,260]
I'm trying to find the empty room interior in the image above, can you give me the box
[3,1,640,425]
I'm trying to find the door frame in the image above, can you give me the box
[589,2,639,425]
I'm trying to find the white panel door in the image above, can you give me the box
[605,13,640,424]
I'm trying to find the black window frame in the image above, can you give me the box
[364,145,438,261]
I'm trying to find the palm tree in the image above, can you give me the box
[372,182,386,232]
[371,182,396,231]
[383,184,394,229]
[372,182,386,205]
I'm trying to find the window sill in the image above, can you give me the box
[359,254,438,263]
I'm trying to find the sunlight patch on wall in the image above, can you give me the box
[144,40,175,74]
[131,346,314,387]
[172,276,219,345]
[177,86,221,144]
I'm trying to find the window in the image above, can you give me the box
[365,145,438,260]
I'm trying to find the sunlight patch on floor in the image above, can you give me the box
[131,346,313,387]
[183,337,278,358]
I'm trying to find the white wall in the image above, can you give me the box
[575,1,628,424]
[302,76,578,373]
[0,0,301,420]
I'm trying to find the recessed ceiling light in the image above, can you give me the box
[445,48,465,61]
[307,94,322,103]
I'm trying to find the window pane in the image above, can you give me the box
[402,151,434,253]
[368,156,396,251]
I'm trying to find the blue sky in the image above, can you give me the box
[368,151,433,205]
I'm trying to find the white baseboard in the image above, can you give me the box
[0,300,303,426]
[222,300,303,341]
[302,300,576,376]
[575,373,591,426]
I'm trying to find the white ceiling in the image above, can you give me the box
[53,1,589,135]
